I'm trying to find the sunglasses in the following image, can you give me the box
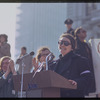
[58,41,71,46]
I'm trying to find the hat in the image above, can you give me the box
[64,18,73,24]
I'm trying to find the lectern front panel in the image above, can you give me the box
[26,89,42,98]
[26,88,60,98]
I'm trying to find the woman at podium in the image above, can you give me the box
[52,34,93,98]
[0,56,17,97]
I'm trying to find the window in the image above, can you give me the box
[86,3,97,16]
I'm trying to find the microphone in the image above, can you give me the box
[29,51,35,56]
[46,52,55,70]
[19,51,35,61]
[48,53,55,62]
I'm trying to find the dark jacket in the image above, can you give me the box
[64,28,75,37]
[52,51,93,98]
[75,38,93,67]
[16,53,33,74]
[0,42,11,58]
[75,38,96,93]
[0,71,16,98]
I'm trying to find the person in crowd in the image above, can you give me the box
[64,18,75,37]
[50,34,93,97]
[0,34,11,58]
[0,56,17,97]
[16,47,33,74]
[17,47,27,58]
[32,46,55,72]
[74,27,96,94]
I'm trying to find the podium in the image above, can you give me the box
[13,70,77,97]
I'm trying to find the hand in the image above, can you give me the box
[9,60,17,75]
[68,80,77,86]
[32,57,39,71]
[4,65,11,79]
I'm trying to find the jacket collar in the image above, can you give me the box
[67,28,73,32]
[59,51,73,61]
[54,51,74,74]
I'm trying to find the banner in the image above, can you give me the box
[91,39,100,94]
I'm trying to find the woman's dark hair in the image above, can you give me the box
[59,34,77,50]
[0,34,8,42]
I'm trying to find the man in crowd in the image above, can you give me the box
[74,27,96,94]
[16,47,33,74]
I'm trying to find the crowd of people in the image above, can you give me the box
[0,18,96,98]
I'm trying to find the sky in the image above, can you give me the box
[0,3,20,60]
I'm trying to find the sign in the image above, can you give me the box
[91,39,100,94]
[97,42,100,54]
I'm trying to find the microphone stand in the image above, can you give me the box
[28,53,51,90]
[20,59,25,98]
[46,53,52,70]
[18,52,34,97]
[27,53,53,91]
[32,53,52,78]
[32,53,53,79]
[32,62,45,78]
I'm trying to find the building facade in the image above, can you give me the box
[15,3,100,59]
[66,3,100,41]
[15,3,67,59]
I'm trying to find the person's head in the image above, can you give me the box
[0,56,11,72]
[21,47,27,55]
[0,34,8,43]
[75,27,87,40]
[58,34,76,56]
[64,18,73,29]
[36,47,52,63]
